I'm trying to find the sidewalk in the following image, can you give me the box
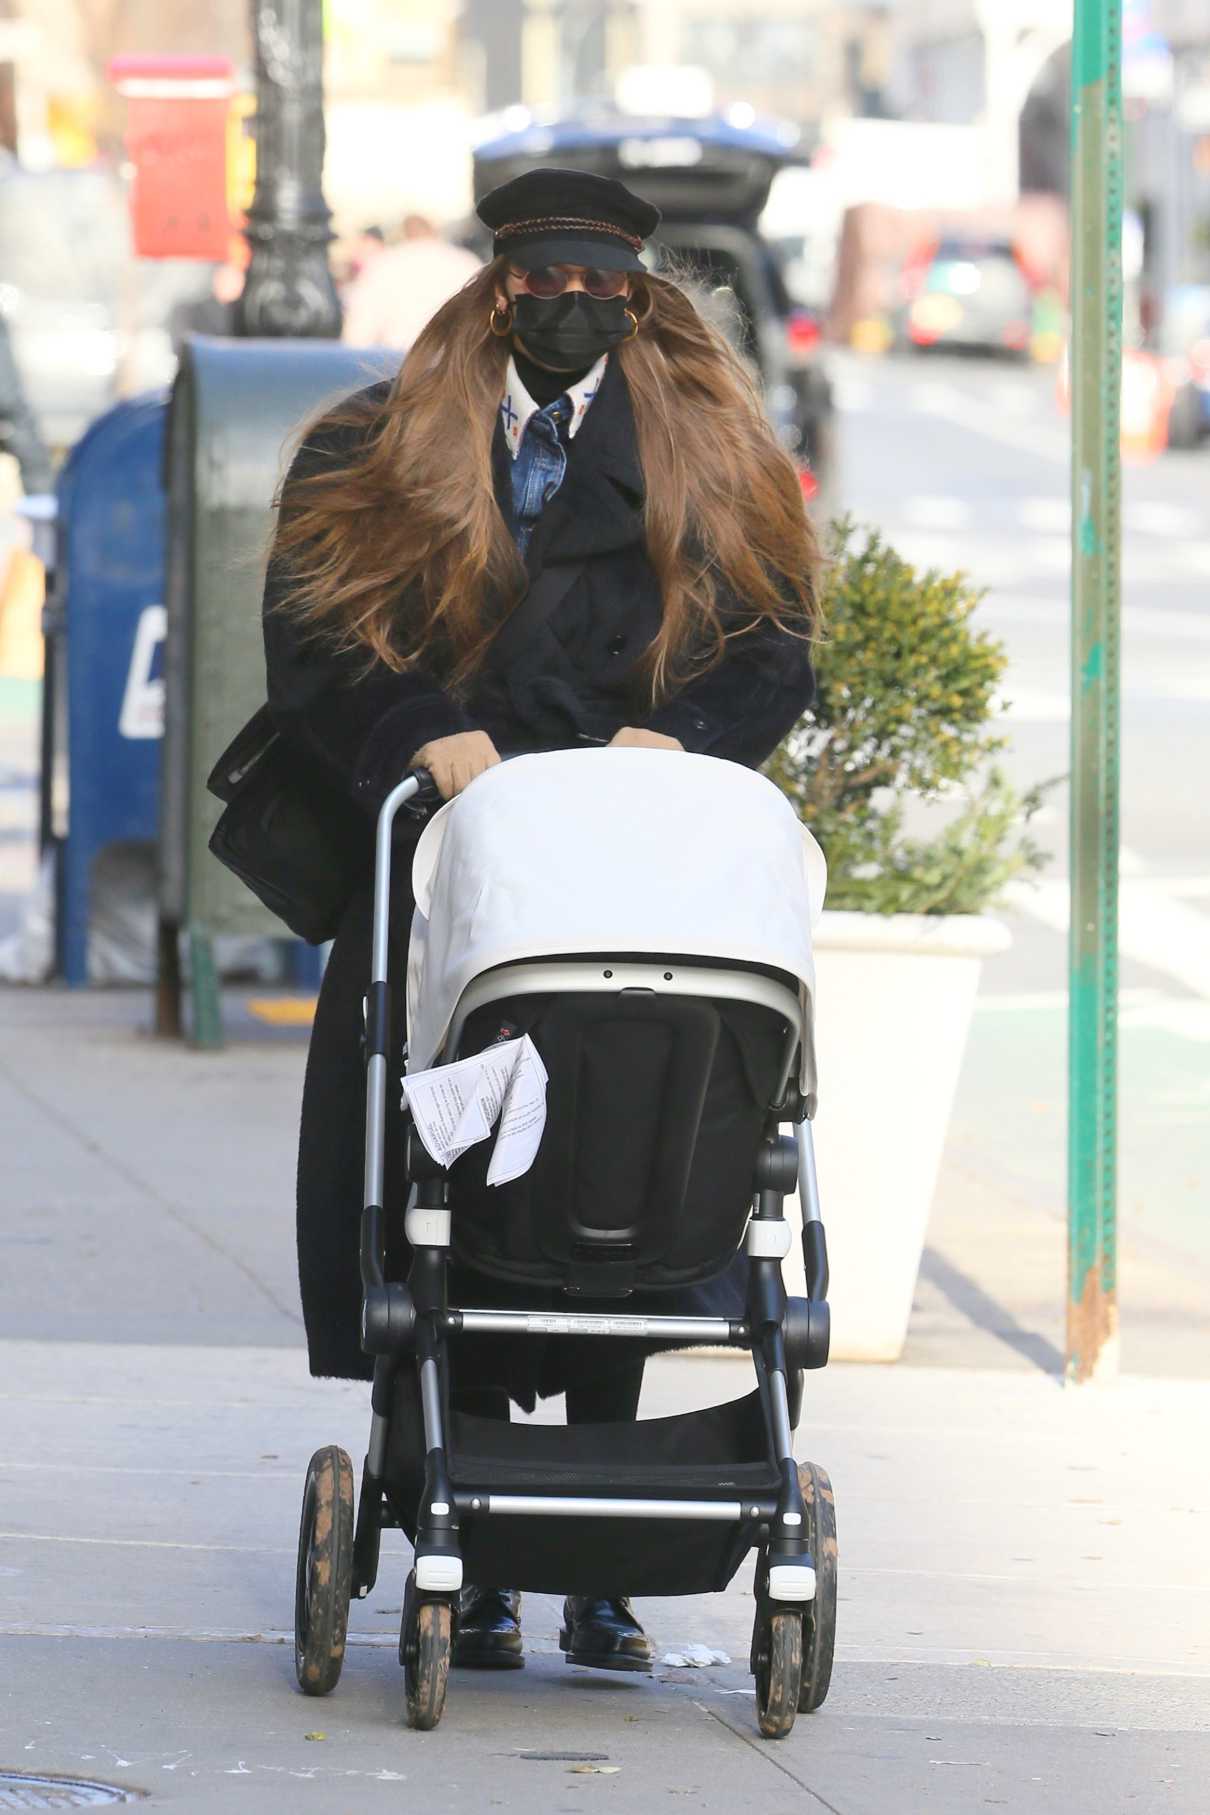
[3,1343,1208,1812]
[1,988,1208,1812]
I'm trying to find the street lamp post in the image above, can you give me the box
[236,0,341,338]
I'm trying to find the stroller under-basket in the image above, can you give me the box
[293,750,837,1739]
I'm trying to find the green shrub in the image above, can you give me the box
[766,519,1047,915]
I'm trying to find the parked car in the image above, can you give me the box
[1158,284,1210,451]
[470,110,836,511]
[897,235,1035,359]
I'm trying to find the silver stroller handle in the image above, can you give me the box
[793,1120,822,1227]
[364,769,439,1228]
[371,768,437,987]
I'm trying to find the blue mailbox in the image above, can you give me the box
[55,395,167,985]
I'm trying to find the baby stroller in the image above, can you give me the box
[293,749,837,1739]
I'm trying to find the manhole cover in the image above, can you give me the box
[0,1776,139,1810]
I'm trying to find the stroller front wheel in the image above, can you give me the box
[753,1609,803,1739]
[294,1446,355,1696]
[402,1570,452,1730]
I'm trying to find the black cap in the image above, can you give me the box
[476,166,661,273]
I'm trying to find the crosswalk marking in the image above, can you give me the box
[982,596,1210,639]
[907,381,1071,464]
[871,522,1210,588]
[1007,877,1210,1001]
[1128,501,1202,538]
[912,556,1210,591]
[832,376,874,413]
[1021,498,1069,533]
[901,495,973,530]
[976,987,1210,1044]
[995,665,1210,718]
[884,494,1205,544]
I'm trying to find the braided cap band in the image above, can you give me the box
[477,169,659,272]
[494,214,645,254]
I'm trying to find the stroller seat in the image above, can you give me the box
[449,966,798,1295]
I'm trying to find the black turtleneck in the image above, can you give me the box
[512,343,594,408]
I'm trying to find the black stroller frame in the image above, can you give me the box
[293,771,838,1739]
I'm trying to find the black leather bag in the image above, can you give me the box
[206,706,366,945]
[208,563,587,943]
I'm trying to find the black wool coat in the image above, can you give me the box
[264,354,815,1391]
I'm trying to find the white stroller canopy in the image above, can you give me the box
[406,748,826,1095]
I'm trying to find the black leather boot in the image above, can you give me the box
[559,1596,653,1673]
[452,1587,524,1669]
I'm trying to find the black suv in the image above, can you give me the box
[471,110,836,512]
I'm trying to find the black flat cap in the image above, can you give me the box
[476,166,661,273]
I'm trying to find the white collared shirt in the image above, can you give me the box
[499,352,608,459]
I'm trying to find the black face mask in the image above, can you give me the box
[512,292,634,370]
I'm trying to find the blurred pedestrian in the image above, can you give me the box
[341,212,481,351]
[344,223,385,283]
[0,316,53,495]
[169,259,247,347]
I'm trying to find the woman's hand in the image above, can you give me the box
[608,727,684,752]
[411,730,501,799]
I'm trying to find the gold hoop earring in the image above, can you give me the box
[489,302,513,337]
[622,308,640,342]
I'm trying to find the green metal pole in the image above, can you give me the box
[188,923,225,1052]
[1068,0,1123,1384]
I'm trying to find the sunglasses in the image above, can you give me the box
[509,263,630,300]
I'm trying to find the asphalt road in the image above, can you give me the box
[831,349,1210,1356]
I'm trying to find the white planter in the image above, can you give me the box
[782,910,1012,1362]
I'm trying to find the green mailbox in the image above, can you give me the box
[160,336,398,1042]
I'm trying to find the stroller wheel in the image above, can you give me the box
[797,1461,838,1713]
[402,1569,452,1731]
[294,1446,355,1696]
[753,1608,803,1739]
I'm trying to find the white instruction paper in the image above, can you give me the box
[401,1035,549,1187]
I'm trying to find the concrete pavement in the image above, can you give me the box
[3,980,1203,1376]
[1,988,1209,1813]
[2,1343,1208,1810]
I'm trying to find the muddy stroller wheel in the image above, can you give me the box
[294,1446,355,1696]
[401,1569,452,1730]
[752,1604,803,1739]
[797,1461,837,1712]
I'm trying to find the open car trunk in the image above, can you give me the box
[472,116,802,226]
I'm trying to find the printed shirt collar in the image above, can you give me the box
[500,352,608,459]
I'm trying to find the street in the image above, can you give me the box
[833,350,1210,1375]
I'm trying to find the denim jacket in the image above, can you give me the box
[501,353,607,556]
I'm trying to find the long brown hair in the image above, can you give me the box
[271,257,821,701]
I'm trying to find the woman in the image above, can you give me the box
[263,167,821,1673]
